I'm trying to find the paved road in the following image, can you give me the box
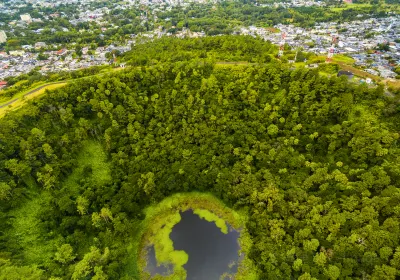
[0,68,127,111]
[0,98,19,109]
[0,82,66,109]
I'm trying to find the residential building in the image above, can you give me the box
[0,30,6,44]
[380,69,397,79]
[9,50,25,56]
[35,42,47,50]
[20,14,32,23]
[56,49,68,56]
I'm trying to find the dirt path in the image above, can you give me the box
[0,68,126,112]
[0,81,66,109]
[0,98,19,109]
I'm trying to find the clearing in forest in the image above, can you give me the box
[5,141,111,267]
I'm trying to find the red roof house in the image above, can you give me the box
[0,81,8,89]
[56,49,67,56]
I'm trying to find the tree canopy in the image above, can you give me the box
[0,36,400,279]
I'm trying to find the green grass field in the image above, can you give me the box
[337,62,383,82]
[0,81,46,104]
[331,2,398,12]
[0,67,126,117]
[331,3,372,12]
[61,141,111,196]
[0,83,67,118]
[387,80,400,89]
[294,62,306,68]
[333,54,355,64]
[6,141,111,268]
[6,189,57,267]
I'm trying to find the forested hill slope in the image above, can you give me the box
[1,37,400,279]
[123,36,278,65]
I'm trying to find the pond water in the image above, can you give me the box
[146,245,173,276]
[146,210,241,279]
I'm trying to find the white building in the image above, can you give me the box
[9,50,25,56]
[380,69,397,79]
[20,14,32,23]
[0,30,6,43]
[35,42,47,49]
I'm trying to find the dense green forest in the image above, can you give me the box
[1,36,400,279]
[123,36,278,65]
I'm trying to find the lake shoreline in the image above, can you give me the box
[129,192,259,279]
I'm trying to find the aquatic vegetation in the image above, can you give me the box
[134,192,258,279]
[148,212,188,277]
[193,209,228,234]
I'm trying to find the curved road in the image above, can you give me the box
[0,81,66,109]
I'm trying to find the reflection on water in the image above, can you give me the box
[146,210,240,280]
[146,245,173,277]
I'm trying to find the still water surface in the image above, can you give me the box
[147,210,240,279]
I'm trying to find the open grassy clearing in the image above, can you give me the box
[61,140,111,196]
[0,79,40,101]
[307,55,327,64]
[266,27,280,33]
[332,54,355,64]
[12,79,30,87]
[0,83,67,118]
[0,67,126,116]
[59,141,112,257]
[6,188,58,267]
[294,62,306,68]
[337,62,383,82]
[331,3,372,12]
[0,81,50,105]
[387,79,400,90]
[5,141,111,269]
[330,3,398,12]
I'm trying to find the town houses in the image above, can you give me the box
[0,43,132,80]
[0,0,398,81]
[239,16,399,79]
